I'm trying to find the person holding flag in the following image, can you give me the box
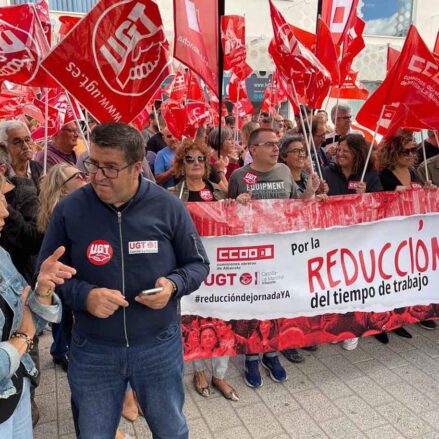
[228,128,321,387]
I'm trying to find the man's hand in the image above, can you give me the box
[38,246,77,291]
[135,277,174,310]
[86,288,129,318]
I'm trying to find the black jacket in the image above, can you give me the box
[322,163,383,196]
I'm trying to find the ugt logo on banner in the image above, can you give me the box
[41,0,172,123]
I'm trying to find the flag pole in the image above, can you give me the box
[420,130,430,181]
[290,80,316,175]
[43,89,49,175]
[64,92,89,153]
[360,105,386,183]
[218,0,225,139]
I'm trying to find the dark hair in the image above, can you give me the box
[260,112,273,124]
[279,134,306,160]
[90,122,145,164]
[378,130,415,171]
[295,104,311,118]
[225,115,236,126]
[208,127,232,152]
[338,133,372,174]
[248,128,275,146]
[312,117,326,135]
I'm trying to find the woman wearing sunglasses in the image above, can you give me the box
[378,131,435,192]
[377,131,437,343]
[171,140,239,402]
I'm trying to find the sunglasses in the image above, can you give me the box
[400,148,417,156]
[62,171,86,186]
[184,155,206,164]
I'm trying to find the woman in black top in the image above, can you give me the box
[378,131,433,191]
[322,134,383,196]
[377,131,437,342]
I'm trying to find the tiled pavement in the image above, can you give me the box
[33,324,439,439]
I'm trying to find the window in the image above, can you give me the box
[11,0,97,13]
[358,0,414,37]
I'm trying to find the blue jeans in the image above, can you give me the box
[0,378,32,439]
[68,323,188,439]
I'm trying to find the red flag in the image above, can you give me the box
[31,98,62,141]
[0,4,57,87]
[356,26,439,133]
[386,46,400,73]
[173,0,219,96]
[186,70,205,101]
[268,0,331,109]
[131,106,151,132]
[185,101,211,128]
[221,15,252,81]
[161,100,186,140]
[41,0,172,123]
[290,24,316,51]
[227,75,248,103]
[330,70,368,100]
[35,1,51,46]
[169,70,187,102]
[321,0,359,46]
[235,98,254,118]
[316,17,340,85]
[58,16,81,40]
[339,15,365,83]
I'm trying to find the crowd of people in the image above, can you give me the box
[0,102,438,438]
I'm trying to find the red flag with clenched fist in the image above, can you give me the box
[41,0,172,123]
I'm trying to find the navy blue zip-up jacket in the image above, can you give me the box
[37,178,210,346]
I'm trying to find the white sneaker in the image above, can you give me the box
[342,337,359,351]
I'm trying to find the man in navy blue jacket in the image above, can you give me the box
[37,122,210,439]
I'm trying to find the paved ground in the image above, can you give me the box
[33,323,439,439]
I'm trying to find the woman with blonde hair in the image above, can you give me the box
[171,140,239,401]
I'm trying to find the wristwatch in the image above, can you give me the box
[34,281,54,298]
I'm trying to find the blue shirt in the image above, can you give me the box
[154,146,175,188]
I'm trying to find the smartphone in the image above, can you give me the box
[138,287,164,296]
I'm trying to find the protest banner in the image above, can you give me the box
[181,190,439,359]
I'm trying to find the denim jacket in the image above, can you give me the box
[0,246,62,399]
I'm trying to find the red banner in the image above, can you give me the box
[41,0,172,123]
[173,0,219,96]
[182,190,439,359]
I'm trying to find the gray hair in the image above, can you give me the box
[330,104,351,124]
[0,120,31,144]
[0,144,9,166]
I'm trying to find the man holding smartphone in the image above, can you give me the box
[37,122,209,439]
